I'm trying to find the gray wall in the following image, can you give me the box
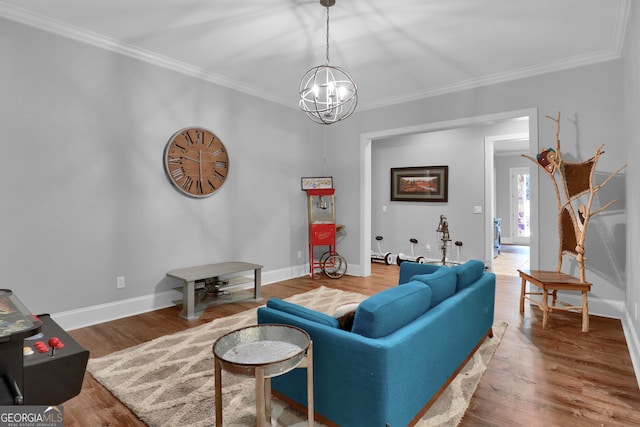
[622,2,640,353]
[0,18,324,316]
[326,59,627,304]
[1,5,637,358]
[371,120,528,263]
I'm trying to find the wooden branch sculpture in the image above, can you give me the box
[522,112,627,282]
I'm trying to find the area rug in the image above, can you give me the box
[87,286,506,426]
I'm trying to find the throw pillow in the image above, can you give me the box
[332,302,360,330]
[451,259,485,291]
[333,302,360,331]
[351,281,432,338]
[410,267,457,306]
[267,298,340,328]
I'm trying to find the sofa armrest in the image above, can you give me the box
[266,298,340,328]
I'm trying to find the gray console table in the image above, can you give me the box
[167,261,263,320]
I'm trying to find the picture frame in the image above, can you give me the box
[301,176,333,190]
[390,166,448,202]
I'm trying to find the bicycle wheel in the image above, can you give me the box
[319,251,331,265]
[323,254,347,279]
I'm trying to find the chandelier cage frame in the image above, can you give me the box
[298,0,358,125]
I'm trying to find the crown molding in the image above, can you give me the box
[358,48,622,111]
[359,0,630,111]
[0,2,294,108]
[1,0,630,112]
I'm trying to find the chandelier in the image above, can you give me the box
[299,0,358,125]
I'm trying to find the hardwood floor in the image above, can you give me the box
[65,261,640,426]
[492,244,530,276]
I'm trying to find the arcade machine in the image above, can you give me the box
[0,289,88,405]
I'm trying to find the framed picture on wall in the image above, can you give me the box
[390,166,448,202]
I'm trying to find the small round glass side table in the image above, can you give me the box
[212,324,313,427]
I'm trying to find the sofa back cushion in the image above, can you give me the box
[398,262,441,285]
[351,281,432,338]
[451,259,485,291]
[266,298,340,328]
[410,267,457,306]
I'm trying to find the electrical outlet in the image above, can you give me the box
[297,251,302,259]
[117,276,125,289]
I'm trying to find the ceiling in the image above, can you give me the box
[0,0,630,111]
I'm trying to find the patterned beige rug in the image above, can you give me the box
[87,286,506,426]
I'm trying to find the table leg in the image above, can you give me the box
[265,377,272,425]
[255,367,265,427]
[519,277,526,313]
[180,280,198,320]
[307,342,314,427]
[215,357,223,427]
[254,268,262,300]
[541,288,550,329]
[582,290,589,332]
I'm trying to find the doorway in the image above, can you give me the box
[510,167,531,244]
[360,108,539,276]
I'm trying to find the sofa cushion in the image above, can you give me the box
[398,262,441,285]
[266,298,340,328]
[410,267,457,306]
[351,281,432,338]
[452,260,485,291]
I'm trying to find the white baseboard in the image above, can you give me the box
[622,310,640,389]
[543,292,626,319]
[52,264,308,331]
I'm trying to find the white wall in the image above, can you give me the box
[0,18,324,319]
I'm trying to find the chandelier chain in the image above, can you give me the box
[325,6,330,65]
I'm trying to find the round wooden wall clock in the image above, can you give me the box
[164,127,229,198]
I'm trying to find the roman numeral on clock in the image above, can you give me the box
[207,135,216,148]
[181,176,193,191]
[172,142,187,152]
[182,131,195,145]
[170,167,185,180]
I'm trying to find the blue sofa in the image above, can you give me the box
[257,260,495,427]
